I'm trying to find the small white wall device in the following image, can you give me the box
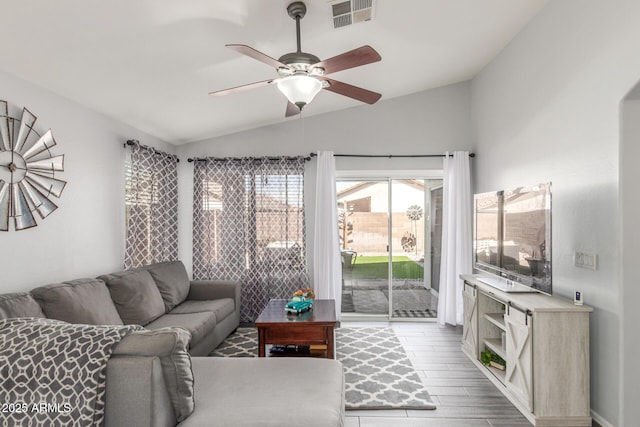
[574,291,583,305]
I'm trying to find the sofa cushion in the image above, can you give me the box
[31,279,123,325]
[0,292,45,319]
[113,327,194,422]
[169,298,235,322]
[98,269,165,325]
[145,312,216,349]
[144,261,190,312]
[181,358,345,427]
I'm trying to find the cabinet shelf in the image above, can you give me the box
[484,338,506,360]
[484,312,506,330]
[486,364,506,384]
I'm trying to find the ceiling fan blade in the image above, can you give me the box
[319,77,381,105]
[311,45,381,75]
[209,79,276,96]
[285,101,301,117]
[226,44,292,70]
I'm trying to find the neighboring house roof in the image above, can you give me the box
[337,179,425,200]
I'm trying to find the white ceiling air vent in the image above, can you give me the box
[329,0,375,29]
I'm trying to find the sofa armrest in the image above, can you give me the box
[105,356,176,427]
[188,280,240,305]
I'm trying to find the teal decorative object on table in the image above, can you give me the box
[285,288,315,314]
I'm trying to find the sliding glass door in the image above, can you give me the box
[390,179,428,319]
[337,174,442,320]
[338,180,389,316]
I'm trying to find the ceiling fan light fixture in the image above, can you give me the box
[277,74,322,110]
[210,1,382,117]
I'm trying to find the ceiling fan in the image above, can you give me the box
[209,1,382,117]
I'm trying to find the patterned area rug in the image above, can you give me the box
[211,327,258,357]
[211,326,436,410]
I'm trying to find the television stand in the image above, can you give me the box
[476,276,537,293]
[461,274,593,427]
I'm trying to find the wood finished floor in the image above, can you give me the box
[342,321,533,427]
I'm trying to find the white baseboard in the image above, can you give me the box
[591,409,614,427]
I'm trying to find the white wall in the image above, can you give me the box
[471,1,640,425]
[176,81,472,278]
[0,70,173,292]
[620,95,640,427]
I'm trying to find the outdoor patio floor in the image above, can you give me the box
[341,278,438,318]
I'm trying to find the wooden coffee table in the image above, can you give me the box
[255,299,337,359]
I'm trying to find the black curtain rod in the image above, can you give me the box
[187,155,312,163]
[187,153,474,162]
[125,140,180,163]
[308,152,475,158]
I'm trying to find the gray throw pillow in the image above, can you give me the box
[0,292,45,319]
[31,279,123,325]
[145,261,190,312]
[113,327,194,422]
[99,269,166,326]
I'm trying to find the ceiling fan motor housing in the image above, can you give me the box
[287,2,307,20]
[277,52,322,74]
[278,2,325,75]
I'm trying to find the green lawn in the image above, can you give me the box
[348,255,424,280]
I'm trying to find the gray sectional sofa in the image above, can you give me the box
[0,261,345,426]
[98,260,241,356]
[11,261,240,356]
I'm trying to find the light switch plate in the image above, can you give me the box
[574,252,598,270]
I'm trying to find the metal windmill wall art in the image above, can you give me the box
[0,100,66,231]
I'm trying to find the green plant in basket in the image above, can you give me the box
[480,349,492,366]
[481,349,506,370]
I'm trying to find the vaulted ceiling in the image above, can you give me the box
[0,0,548,145]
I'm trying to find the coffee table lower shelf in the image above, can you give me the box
[267,344,328,358]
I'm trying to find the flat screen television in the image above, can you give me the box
[474,183,552,295]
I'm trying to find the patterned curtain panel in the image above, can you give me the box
[124,141,179,269]
[192,157,308,323]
